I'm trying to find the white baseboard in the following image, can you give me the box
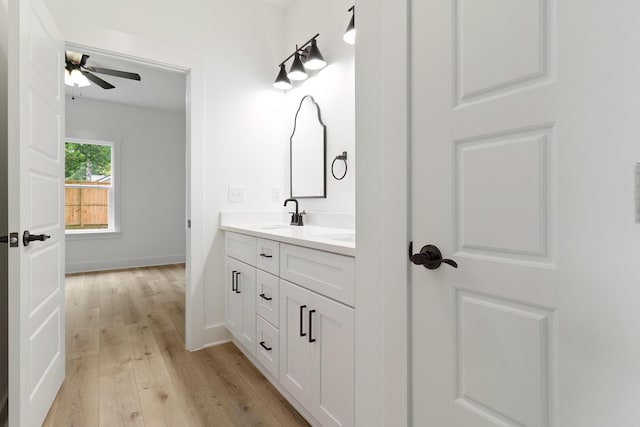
[203,323,232,348]
[65,254,185,274]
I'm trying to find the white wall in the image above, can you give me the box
[282,0,355,213]
[43,0,288,348]
[65,97,186,273]
[0,0,8,416]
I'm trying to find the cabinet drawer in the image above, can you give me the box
[225,232,257,265]
[280,243,355,306]
[256,238,280,276]
[256,315,279,379]
[256,270,279,327]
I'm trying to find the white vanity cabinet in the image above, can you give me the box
[280,280,355,427]
[223,229,355,427]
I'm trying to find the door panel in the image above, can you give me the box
[237,263,256,355]
[410,0,557,426]
[309,292,354,427]
[8,0,65,424]
[225,258,241,336]
[279,280,310,407]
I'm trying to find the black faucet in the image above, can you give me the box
[284,198,305,226]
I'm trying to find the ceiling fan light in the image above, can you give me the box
[303,39,326,71]
[64,69,73,87]
[70,69,90,87]
[288,52,308,81]
[344,13,356,45]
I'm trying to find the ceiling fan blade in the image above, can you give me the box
[81,71,115,89]
[85,66,141,81]
[80,54,90,67]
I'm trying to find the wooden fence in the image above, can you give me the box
[65,181,109,229]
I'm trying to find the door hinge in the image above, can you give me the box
[187,219,191,228]
[0,232,20,247]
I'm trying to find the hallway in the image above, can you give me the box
[43,265,308,426]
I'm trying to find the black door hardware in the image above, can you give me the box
[299,305,307,337]
[1,233,19,247]
[259,341,272,351]
[308,309,317,343]
[259,253,273,258]
[259,293,273,301]
[409,242,458,269]
[22,231,51,247]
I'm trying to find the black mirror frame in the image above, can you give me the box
[290,95,327,199]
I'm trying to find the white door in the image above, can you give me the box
[410,1,557,425]
[7,0,65,425]
[279,280,311,408]
[309,292,354,427]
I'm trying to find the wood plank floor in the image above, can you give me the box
[43,264,309,427]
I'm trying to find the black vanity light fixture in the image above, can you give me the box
[343,6,355,45]
[273,33,327,90]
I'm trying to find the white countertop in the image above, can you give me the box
[220,223,356,257]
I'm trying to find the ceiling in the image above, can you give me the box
[65,49,186,113]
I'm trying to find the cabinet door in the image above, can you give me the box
[309,292,355,427]
[279,280,311,408]
[225,257,242,337]
[236,262,257,356]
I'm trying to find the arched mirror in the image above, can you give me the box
[290,95,326,198]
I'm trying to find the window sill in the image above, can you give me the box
[65,230,121,241]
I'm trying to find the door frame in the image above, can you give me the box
[354,0,410,426]
[64,38,205,351]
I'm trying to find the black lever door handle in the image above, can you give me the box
[23,231,51,247]
[259,253,273,258]
[259,293,272,301]
[410,243,458,270]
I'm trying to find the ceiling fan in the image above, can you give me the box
[65,50,142,90]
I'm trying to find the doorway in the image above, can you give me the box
[63,43,191,344]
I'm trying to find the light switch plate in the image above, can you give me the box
[272,187,282,202]
[228,186,245,203]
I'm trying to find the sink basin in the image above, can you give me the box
[313,233,355,243]
[255,224,290,230]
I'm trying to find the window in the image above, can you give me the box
[64,139,117,234]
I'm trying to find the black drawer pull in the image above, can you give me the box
[309,309,317,343]
[259,341,272,351]
[299,305,307,337]
[259,293,273,301]
[259,253,273,258]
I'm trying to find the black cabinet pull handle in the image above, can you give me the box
[22,230,51,247]
[259,341,272,351]
[231,270,237,292]
[409,242,458,270]
[235,272,241,293]
[259,293,273,301]
[308,309,316,343]
[299,305,307,337]
[259,253,273,258]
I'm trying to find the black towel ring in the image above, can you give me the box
[331,151,348,180]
